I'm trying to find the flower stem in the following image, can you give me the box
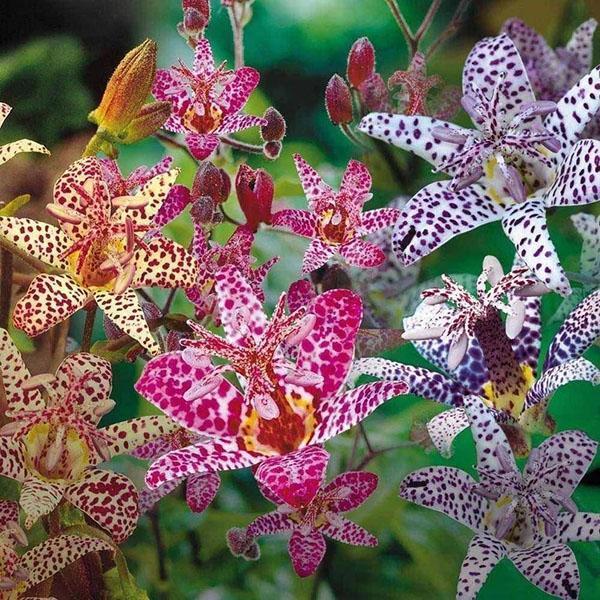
[227,2,247,69]
[0,248,13,329]
[219,135,264,154]
[81,305,97,352]
[384,0,416,57]
[426,0,472,58]
[148,506,168,582]
[82,134,103,158]
[154,132,194,157]
[162,288,177,314]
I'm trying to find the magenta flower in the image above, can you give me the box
[153,37,266,159]
[272,154,400,272]
[227,446,377,577]
[135,265,407,490]
[359,34,600,295]
[0,329,176,542]
[400,395,599,600]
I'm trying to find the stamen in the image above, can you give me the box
[284,369,324,388]
[21,373,57,391]
[94,398,116,417]
[495,503,517,539]
[93,436,112,462]
[452,166,484,191]
[5,521,28,546]
[0,577,16,591]
[505,299,526,339]
[402,326,445,340]
[286,313,317,346]
[495,445,515,473]
[447,330,468,370]
[461,94,484,125]
[45,424,66,472]
[482,256,504,286]
[181,347,212,369]
[254,393,280,420]
[183,376,222,401]
[431,126,468,145]
[0,421,26,436]
[502,164,527,203]
[111,195,150,209]
[519,100,558,117]
[46,203,85,225]
[113,262,136,295]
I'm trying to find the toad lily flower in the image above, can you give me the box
[135,265,407,490]
[0,103,49,168]
[0,329,177,542]
[352,257,600,457]
[152,37,266,159]
[358,33,600,295]
[0,500,112,598]
[227,446,378,577]
[134,427,220,515]
[272,155,400,272]
[399,395,600,600]
[0,157,198,354]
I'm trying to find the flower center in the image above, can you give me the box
[184,100,223,134]
[317,206,355,245]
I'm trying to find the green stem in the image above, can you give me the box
[384,0,416,57]
[82,134,103,158]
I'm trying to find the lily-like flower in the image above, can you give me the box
[227,446,377,577]
[0,499,112,598]
[272,154,401,272]
[135,265,407,490]
[352,257,600,456]
[359,33,600,295]
[0,103,49,168]
[134,427,220,514]
[0,329,177,542]
[399,395,600,600]
[0,157,198,354]
[152,37,266,159]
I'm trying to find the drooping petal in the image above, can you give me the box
[323,471,377,512]
[545,65,600,162]
[254,446,329,508]
[360,207,401,234]
[293,154,332,205]
[94,289,160,356]
[186,472,221,513]
[65,469,138,543]
[134,351,244,437]
[543,140,600,208]
[0,139,49,167]
[393,182,503,266]
[399,466,486,532]
[545,290,600,369]
[501,197,571,296]
[340,238,385,269]
[139,478,182,514]
[564,19,597,72]
[271,209,318,237]
[145,438,260,489]
[246,510,294,538]
[0,217,70,269]
[13,274,91,337]
[288,529,327,577]
[302,238,336,273]
[311,381,408,445]
[509,544,580,600]
[185,133,220,160]
[426,407,470,458]
[20,477,62,528]
[457,534,507,600]
[102,415,179,458]
[322,516,377,547]
[217,113,266,135]
[0,438,27,481]
[551,512,600,544]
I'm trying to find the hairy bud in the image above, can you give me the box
[347,37,375,88]
[260,107,286,142]
[122,101,172,144]
[235,164,274,231]
[192,162,231,205]
[325,74,353,125]
[262,140,282,160]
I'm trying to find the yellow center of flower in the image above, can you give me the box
[317,206,355,245]
[482,363,535,419]
[183,101,223,134]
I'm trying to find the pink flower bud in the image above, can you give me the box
[325,74,353,125]
[262,140,282,160]
[360,73,389,112]
[182,0,211,33]
[260,107,286,142]
[347,37,375,88]
[192,162,231,205]
[235,163,274,232]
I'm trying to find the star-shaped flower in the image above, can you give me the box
[152,37,266,159]
[0,329,177,542]
[135,265,407,490]
[399,395,599,600]
[0,102,49,168]
[358,33,600,295]
[227,446,377,577]
[0,499,112,599]
[0,157,198,354]
[272,154,400,272]
[352,257,600,457]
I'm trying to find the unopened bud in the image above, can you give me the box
[235,164,274,231]
[262,140,282,160]
[122,101,172,144]
[360,73,388,112]
[260,107,286,142]
[192,162,231,205]
[347,37,375,88]
[325,74,353,125]
[190,196,216,224]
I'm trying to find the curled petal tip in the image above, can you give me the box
[447,331,468,370]
[402,326,445,340]
[482,255,504,285]
[505,299,526,339]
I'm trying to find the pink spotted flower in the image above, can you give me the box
[153,37,266,159]
[227,446,378,577]
[272,154,400,273]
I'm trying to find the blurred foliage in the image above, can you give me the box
[0,0,599,599]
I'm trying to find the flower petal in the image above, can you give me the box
[13,274,91,337]
[551,512,600,544]
[0,437,27,481]
[94,289,160,356]
[340,238,385,268]
[103,415,179,458]
[65,469,139,543]
[20,477,62,528]
[152,69,189,131]
[340,159,372,200]
[393,182,503,266]
[571,212,599,278]
[399,466,486,532]
[0,500,19,529]
[321,516,377,547]
[185,133,219,160]
[323,471,377,512]
[457,534,507,600]
[193,38,215,76]
[510,295,542,376]
[151,184,191,229]
[218,113,266,135]
[139,478,182,514]
[509,544,579,600]
[0,139,49,167]
[302,238,335,273]
[255,445,329,508]
[288,529,326,577]
[271,209,318,237]
[360,207,401,233]
[246,510,293,538]
[501,196,570,296]
[293,154,332,204]
[186,472,221,513]
[426,407,470,458]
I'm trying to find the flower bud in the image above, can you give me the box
[184,0,210,31]
[121,101,172,144]
[235,164,274,232]
[325,74,353,125]
[192,162,231,205]
[347,37,375,88]
[190,196,217,224]
[262,140,282,160]
[260,107,286,142]
[360,73,389,112]
[89,39,158,137]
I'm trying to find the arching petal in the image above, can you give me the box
[457,534,507,600]
[321,516,377,547]
[564,19,597,71]
[393,181,503,266]
[20,478,63,528]
[340,159,372,200]
[218,113,265,135]
[186,472,221,513]
[0,500,19,529]
[0,438,27,481]
[271,209,318,237]
[246,510,294,538]
[551,512,600,544]
[340,238,385,268]
[301,238,335,273]
[102,415,179,458]
[293,154,332,204]
[323,471,377,512]
[0,139,49,167]
[193,37,215,76]
[138,478,182,514]
[360,207,400,233]
[185,133,219,160]
[426,407,470,458]
[219,67,260,114]
[151,184,191,229]
[288,529,326,577]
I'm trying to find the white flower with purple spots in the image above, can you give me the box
[399,395,599,600]
[358,33,600,296]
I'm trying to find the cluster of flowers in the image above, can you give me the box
[0,1,597,598]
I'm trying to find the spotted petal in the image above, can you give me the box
[0,500,19,529]
[322,516,377,547]
[151,184,191,230]
[186,472,221,513]
[340,159,372,203]
[323,471,377,512]
[185,133,220,160]
[65,469,138,543]
[293,154,332,205]
[551,512,600,544]
[20,478,62,528]
[271,209,318,237]
[393,182,503,266]
[0,138,49,167]
[139,478,182,514]
[571,213,599,278]
[246,510,294,538]
[457,534,507,600]
[360,208,400,234]
[288,529,326,577]
[255,446,329,508]
[302,238,335,272]
[501,196,570,296]
[340,238,385,268]
[103,415,179,458]
[510,295,542,376]
[217,113,266,135]
[426,408,470,458]
[0,438,27,481]
[193,37,215,76]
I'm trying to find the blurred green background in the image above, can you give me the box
[0,1,599,598]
